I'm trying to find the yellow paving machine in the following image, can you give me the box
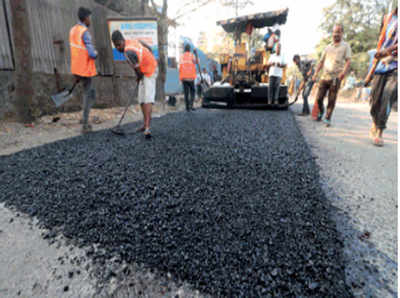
[202,8,294,109]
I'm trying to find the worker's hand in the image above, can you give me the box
[374,49,389,60]
[312,74,317,82]
[307,70,312,77]
[338,72,345,81]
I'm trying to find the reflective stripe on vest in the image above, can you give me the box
[69,24,97,77]
[179,52,196,80]
[125,39,157,77]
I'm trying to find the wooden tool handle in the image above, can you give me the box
[364,59,378,87]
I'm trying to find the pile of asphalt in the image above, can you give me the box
[0,109,351,297]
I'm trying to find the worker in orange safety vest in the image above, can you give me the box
[179,44,198,111]
[69,7,98,134]
[111,30,158,139]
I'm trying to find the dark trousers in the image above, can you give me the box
[196,84,202,98]
[370,70,398,130]
[183,80,195,110]
[315,79,340,120]
[302,80,314,114]
[268,76,280,103]
[77,76,95,126]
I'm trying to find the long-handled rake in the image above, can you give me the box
[110,83,139,136]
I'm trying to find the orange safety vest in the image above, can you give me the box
[179,52,196,81]
[69,24,97,77]
[124,40,157,77]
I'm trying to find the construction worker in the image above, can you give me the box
[368,7,398,147]
[312,23,351,127]
[179,44,198,111]
[69,7,98,134]
[111,30,158,139]
[293,54,315,116]
[267,43,286,104]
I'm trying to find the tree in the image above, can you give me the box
[316,0,395,77]
[10,0,34,123]
[220,0,254,16]
[147,0,167,102]
[148,0,215,101]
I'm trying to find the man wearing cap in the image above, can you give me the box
[69,7,98,134]
[111,30,158,138]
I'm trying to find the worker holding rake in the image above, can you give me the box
[111,30,158,139]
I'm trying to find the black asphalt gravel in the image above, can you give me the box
[0,109,352,297]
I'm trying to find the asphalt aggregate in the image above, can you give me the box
[0,109,352,297]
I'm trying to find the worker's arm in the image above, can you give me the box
[297,80,306,94]
[338,44,352,81]
[267,57,275,67]
[82,30,98,59]
[338,58,351,81]
[125,50,144,82]
[278,60,287,68]
[193,49,199,65]
[312,56,325,82]
[375,42,398,59]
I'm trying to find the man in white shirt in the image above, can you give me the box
[267,43,286,104]
[201,67,211,86]
[195,68,211,100]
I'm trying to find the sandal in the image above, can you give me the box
[144,129,152,139]
[373,137,384,147]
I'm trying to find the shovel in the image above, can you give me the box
[50,78,80,107]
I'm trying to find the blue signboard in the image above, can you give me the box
[108,19,158,61]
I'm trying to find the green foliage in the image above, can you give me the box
[316,0,394,77]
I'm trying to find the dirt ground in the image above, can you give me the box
[0,97,196,156]
[0,95,397,297]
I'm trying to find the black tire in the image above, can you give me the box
[227,94,235,109]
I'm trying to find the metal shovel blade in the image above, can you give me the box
[50,90,73,107]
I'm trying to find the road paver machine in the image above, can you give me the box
[202,8,293,109]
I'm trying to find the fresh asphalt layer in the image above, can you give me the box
[0,109,352,297]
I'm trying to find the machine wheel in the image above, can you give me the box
[227,94,235,108]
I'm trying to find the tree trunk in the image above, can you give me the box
[154,0,168,102]
[156,16,168,102]
[10,0,34,123]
